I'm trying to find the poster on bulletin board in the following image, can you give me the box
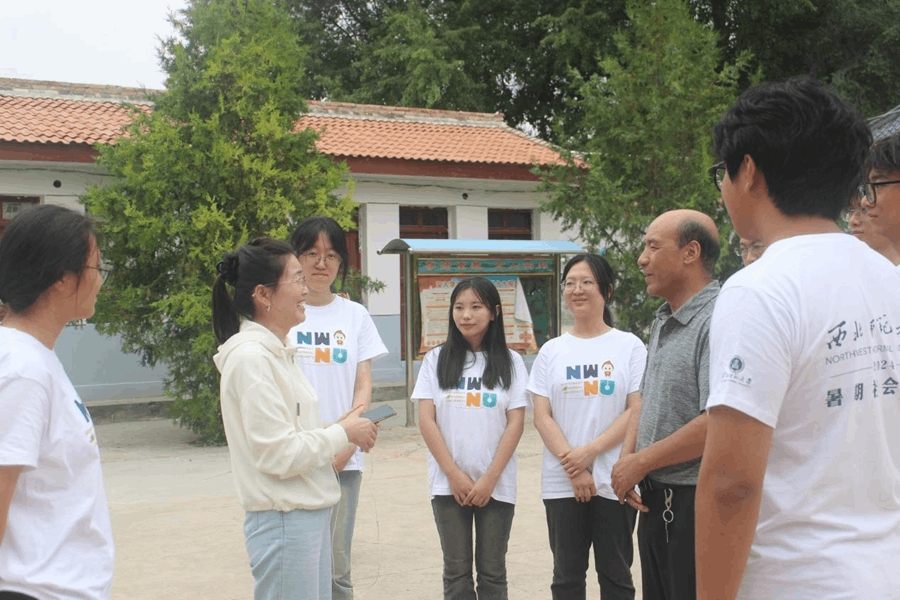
[417,274,537,354]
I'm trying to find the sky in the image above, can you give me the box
[0,0,188,90]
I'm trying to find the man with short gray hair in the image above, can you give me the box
[611,208,720,600]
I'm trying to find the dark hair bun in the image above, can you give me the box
[216,253,239,285]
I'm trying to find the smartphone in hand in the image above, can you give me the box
[360,404,397,424]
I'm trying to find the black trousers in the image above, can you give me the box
[0,592,39,600]
[544,496,637,600]
[637,479,697,600]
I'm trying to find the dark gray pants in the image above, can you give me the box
[543,496,637,600]
[637,480,697,600]
[431,495,515,600]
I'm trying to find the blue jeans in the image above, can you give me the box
[431,495,515,600]
[543,496,637,600]
[331,470,362,600]
[244,508,333,600]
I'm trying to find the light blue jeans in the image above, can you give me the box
[244,508,333,600]
[331,470,362,600]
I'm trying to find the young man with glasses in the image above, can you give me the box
[610,209,720,600]
[696,78,900,599]
[859,132,900,266]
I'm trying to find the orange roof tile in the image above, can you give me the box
[299,101,564,166]
[0,79,564,167]
[0,95,141,146]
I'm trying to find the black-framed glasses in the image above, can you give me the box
[860,179,900,207]
[709,161,726,191]
[85,265,112,283]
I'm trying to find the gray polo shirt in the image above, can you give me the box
[637,280,720,485]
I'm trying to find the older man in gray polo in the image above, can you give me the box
[611,209,719,600]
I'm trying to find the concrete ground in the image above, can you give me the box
[98,417,643,599]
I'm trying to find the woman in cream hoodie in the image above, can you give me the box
[212,237,377,600]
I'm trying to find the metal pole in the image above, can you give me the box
[554,254,562,338]
[403,253,416,427]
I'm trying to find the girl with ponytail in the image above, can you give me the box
[211,237,378,600]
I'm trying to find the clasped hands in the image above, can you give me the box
[448,470,497,508]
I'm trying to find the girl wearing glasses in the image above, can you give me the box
[212,237,378,600]
[413,277,527,600]
[529,254,646,600]
[0,205,113,599]
[287,217,388,600]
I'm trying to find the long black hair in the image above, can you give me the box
[212,237,294,344]
[562,254,615,327]
[289,216,349,288]
[436,277,513,390]
[0,204,96,313]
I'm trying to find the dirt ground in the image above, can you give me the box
[97,417,643,599]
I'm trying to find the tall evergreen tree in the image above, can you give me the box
[84,0,354,442]
[542,0,748,334]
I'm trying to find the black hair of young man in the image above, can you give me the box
[712,77,871,220]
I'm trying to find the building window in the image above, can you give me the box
[0,196,40,237]
[488,209,532,240]
[400,207,448,239]
[398,207,447,359]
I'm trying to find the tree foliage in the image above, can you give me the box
[284,0,629,140]
[284,0,897,143]
[83,0,354,442]
[541,0,748,334]
[694,0,900,117]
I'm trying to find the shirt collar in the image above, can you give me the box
[655,280,720,325]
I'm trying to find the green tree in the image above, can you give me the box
[284,0,628,141]
[695,0,900,117]
[83,0,354,442]
[286,0,896,138]
[350,1,485,108]
[542,0,748,335]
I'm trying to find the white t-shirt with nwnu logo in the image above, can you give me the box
[289,295,388,472]
[412,347,528,504]
[528,329,647,501]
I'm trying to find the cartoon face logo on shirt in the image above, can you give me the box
[729,356,744,373]
[565,363,616,397]
[602,361,614,378]
[295,330,348,364]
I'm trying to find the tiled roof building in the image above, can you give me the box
[0,78,563,178]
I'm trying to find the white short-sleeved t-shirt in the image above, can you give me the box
[707,234,900,599]
[289,295,388,471]
[412,347,528,504]
[528,330,647,500]
[0,327,114,599]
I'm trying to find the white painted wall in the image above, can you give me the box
[358,202,400,316]
[449,205,487,238]
[0,160,109,213]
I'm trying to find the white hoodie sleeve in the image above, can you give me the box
[228,351,348,480]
